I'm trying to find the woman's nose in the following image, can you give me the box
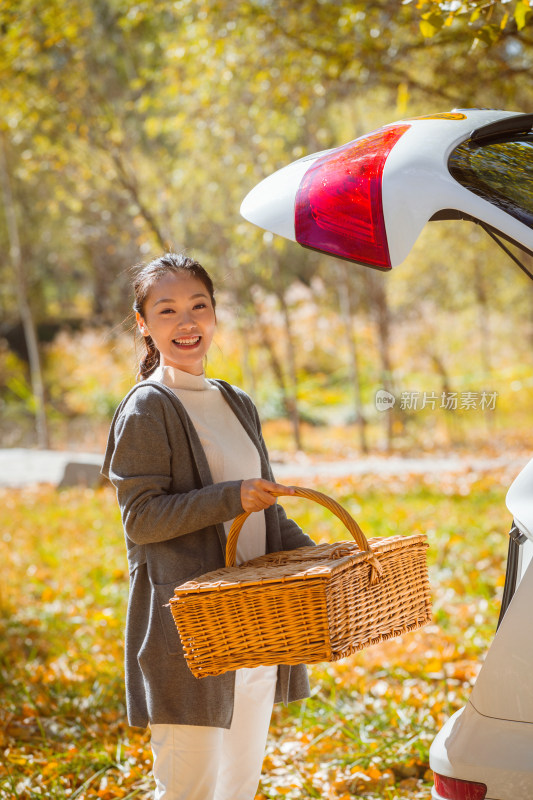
[176,312,195,329]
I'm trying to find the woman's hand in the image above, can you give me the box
[240,478,295,513]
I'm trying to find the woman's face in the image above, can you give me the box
[136,271,216,375]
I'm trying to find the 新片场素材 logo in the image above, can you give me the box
[375,390,396,411]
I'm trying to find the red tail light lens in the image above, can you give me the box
[294,124,410,270]
[434,773,487,800]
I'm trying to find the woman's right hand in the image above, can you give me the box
[240,478,295,513]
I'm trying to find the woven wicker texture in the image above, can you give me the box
[169,488,432,678]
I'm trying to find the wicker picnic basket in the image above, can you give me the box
[169,487,432,678]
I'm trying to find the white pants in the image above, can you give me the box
[150,665,277,800]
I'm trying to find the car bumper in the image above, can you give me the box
[430,702,533,799]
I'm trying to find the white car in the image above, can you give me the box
[240,108,533,800]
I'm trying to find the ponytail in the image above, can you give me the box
[137,335,160,381]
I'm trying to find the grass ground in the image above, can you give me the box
[0,462,514,799]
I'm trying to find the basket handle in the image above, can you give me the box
[226,486,383,583]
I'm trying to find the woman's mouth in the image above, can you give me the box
[172,336,201,349]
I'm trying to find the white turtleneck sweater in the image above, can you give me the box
[153,365,266,565]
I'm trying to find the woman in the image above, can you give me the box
[101,252,314,800]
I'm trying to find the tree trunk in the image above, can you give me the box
[111,148,171,251]
[236,313,257,399]
[473,258,492,375]
[428,349,459,445]
[0,132,49,449]
[255,313,303,450]
[272,264,302,452]
[337,263,368,453]
[364,271,395,450]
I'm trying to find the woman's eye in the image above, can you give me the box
[160,308,174,314]
[193,303,207,310]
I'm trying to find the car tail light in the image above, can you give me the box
[434,773,487,800]
[294,124,410,270]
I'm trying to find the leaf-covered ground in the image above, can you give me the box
[0,463,514,799]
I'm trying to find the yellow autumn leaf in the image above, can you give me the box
[419,19,437,37]
[514,0,531,30]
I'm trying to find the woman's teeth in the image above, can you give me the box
[173,336,200,346]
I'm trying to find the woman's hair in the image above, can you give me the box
[132,252,216,381]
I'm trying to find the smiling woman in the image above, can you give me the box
[101,252,315,800]
[133,254,217,378]
[135,272,216,375]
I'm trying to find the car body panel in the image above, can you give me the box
[240,108,533,270]
[240,156,309,242]
[506,457,533,545]
[381,111,533,265]
[429,463,533,795]
[467,555,533,723]
[430,704,533,800]
[517,538,533,586]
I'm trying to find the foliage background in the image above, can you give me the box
[2,2,533,798]
[0,465,517,799]
[1,0,533,452]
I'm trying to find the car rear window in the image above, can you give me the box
[448,135,533,228]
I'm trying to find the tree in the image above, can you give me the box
[336,262,368,452]
[0,132,49,447]
[1,0,532,447]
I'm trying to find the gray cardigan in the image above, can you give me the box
[101,378,314,729]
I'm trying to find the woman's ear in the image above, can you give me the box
[135,311,149,337]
